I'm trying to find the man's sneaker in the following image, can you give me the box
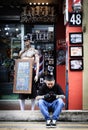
[46,120,51,128]
[51,120,56,128]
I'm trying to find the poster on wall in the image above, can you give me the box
[70,46,83,57]
[70,59,83,70]
[13,59,33,94]
[69,32,83,44]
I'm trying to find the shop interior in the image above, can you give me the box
[0,24,55,99]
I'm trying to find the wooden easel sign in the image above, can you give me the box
[13,59,33,94]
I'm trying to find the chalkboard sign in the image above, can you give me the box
[13,59,33,94]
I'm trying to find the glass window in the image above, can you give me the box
[0,24,21,83]
[0,24,55,100]
[24,24,55,77]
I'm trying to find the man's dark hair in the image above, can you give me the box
[45,74,54,81]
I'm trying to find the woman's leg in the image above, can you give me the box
[31,98,35,110]
[19,99,25,111]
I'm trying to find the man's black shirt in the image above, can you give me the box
[38,83,64,102]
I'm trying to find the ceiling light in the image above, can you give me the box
[46,3,49,5]
[42,3,44,5]
[34,3,36,5]
[29,3,32,5]
[38,3,40,5]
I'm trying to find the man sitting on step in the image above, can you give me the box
[36,74,65,128]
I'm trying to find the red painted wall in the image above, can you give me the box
[56,0,83,110]
[66,27,83,110]
[66,0,83,109]
[56,65,66,93]
[68,72,82,109]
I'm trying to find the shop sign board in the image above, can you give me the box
[13,59,33,94]
[21,5,58,23]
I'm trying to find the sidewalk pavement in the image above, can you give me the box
[0,121,88,130]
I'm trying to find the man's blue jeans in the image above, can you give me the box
[38,98,65,120]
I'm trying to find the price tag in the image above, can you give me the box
[69,12,82,26]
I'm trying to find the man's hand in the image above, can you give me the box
[44,93,50,99]
[56,95,65,99]
[49,91,56,98]
[34,75,38,82]
[36,96,44,100]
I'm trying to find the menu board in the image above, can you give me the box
[13,59,33,93]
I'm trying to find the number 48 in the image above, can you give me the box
[70,13,82,25]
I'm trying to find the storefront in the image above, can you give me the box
[0,0,66,106]
[0,0,87,110]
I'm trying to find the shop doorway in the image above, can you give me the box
[24,24,56,82]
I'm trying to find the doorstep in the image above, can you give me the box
[0,110,88,122]
[0,100,88,122]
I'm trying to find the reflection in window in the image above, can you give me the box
[0,24,21,83]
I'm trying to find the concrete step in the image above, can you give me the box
[0,110,88,122]
[0,100,88,122]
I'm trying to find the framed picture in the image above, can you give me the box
[70,59,83,71]
[13,59,33,94]
[69,32,83,44]
[70,46,83,57]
